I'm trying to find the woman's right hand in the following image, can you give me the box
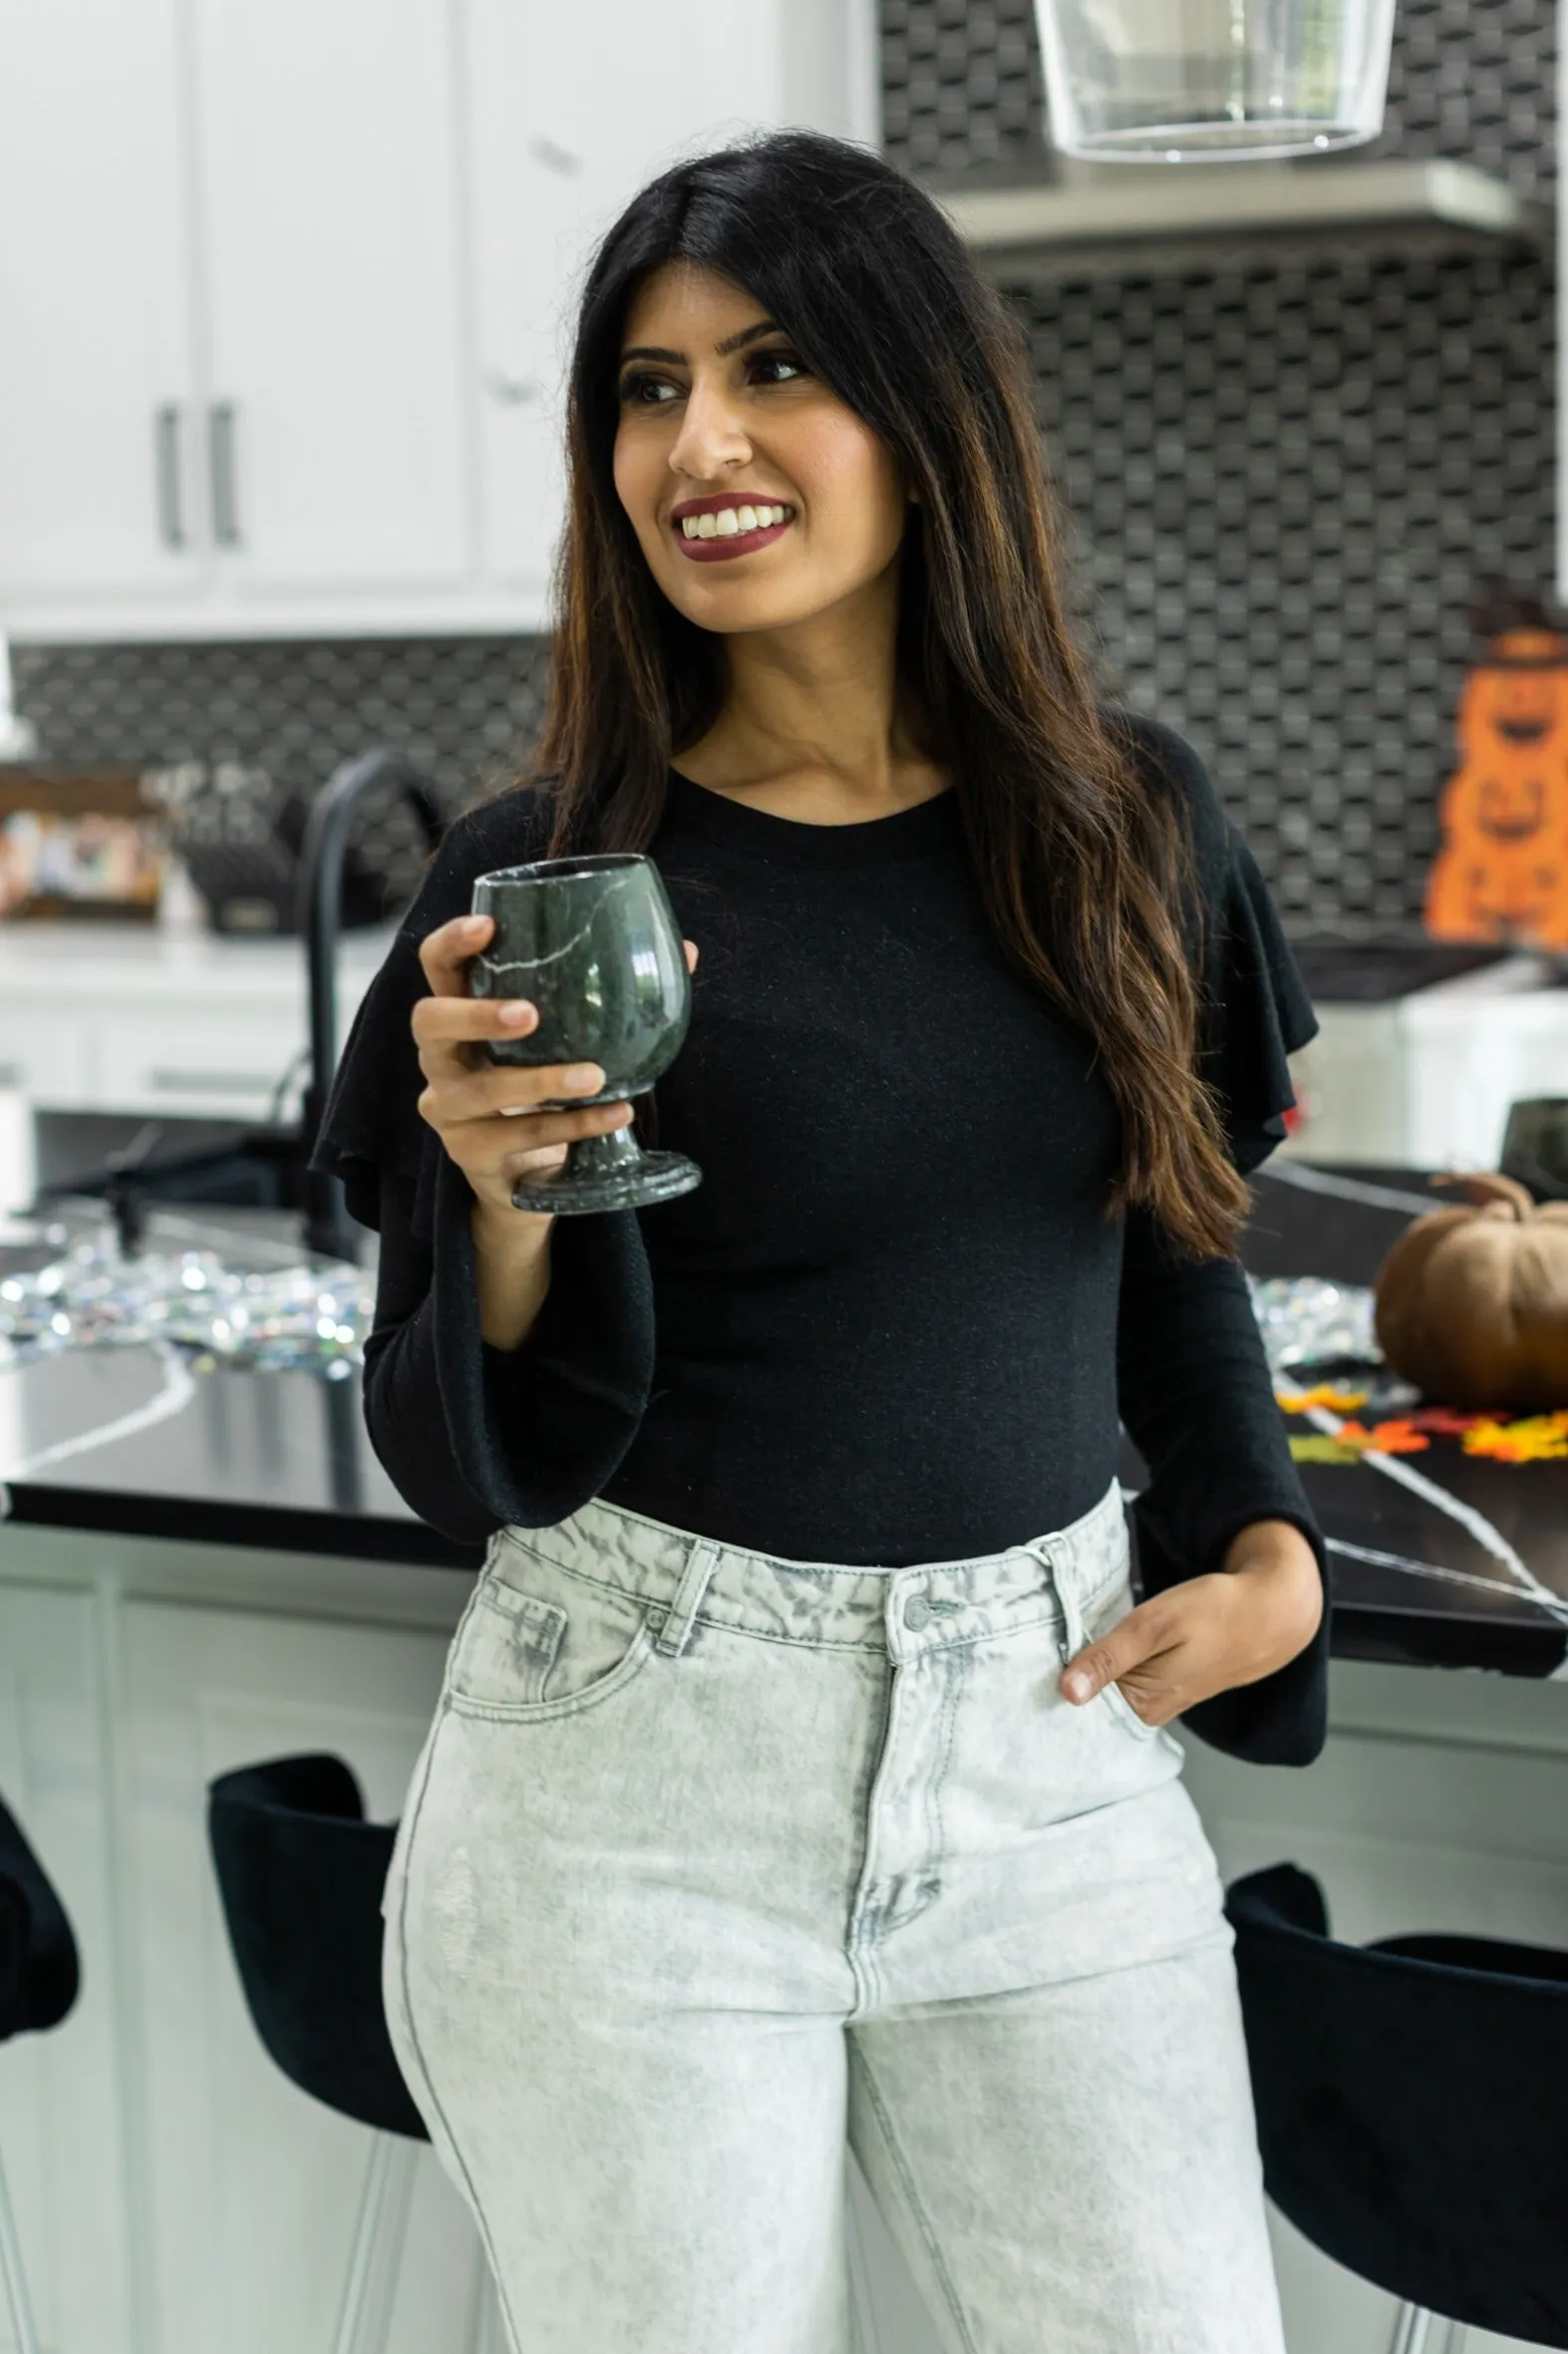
[413,912,697,1226]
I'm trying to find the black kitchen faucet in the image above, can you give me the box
[297,749,445,1261]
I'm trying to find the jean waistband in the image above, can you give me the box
[490,1477,1130,1662]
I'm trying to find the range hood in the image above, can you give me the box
[932,159,1550,267]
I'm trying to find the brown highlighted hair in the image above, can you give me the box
[516,130,1250,1260]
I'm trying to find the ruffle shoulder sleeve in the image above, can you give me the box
[1110,708,1319,1174]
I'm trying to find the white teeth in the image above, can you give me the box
[679,503,791,538]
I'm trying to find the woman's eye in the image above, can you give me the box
[749,348,806,384]
[618,372,677,407]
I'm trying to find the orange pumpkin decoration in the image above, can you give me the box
[1373,1173,1568,1412]
[1424,591,1568,953]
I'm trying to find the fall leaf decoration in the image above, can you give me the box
[1460,1412,1568,1462]
[1281,1404,1568,1464]
[1373,1172,1568,1412]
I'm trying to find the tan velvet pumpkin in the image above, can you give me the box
[1373,1173,1568,1411]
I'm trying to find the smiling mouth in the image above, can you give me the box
[673,506,795,563]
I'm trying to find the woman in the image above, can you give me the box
[317,130,1327,2354]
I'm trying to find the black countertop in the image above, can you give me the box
[2,1174,1565,1676]
[1204,1162,1568,1680]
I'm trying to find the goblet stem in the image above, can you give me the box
[508,1099,701,1213]
[565,1123,645,1184]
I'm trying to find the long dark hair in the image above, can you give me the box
[516,129,1249,1259]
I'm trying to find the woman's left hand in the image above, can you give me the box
[1060,1519,1325,1728]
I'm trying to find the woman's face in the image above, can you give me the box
[612,261,910,637]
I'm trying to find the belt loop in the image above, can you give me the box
[654,1537,722,1658]
[1035,1535,1087,1661]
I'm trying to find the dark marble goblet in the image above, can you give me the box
[469,852,702,1213]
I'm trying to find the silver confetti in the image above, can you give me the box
[1246,1273,1384,1376]
[0,1229,375,1375]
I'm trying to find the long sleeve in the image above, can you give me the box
[1117,1212,1330,1765]
[312,793,658,1543]
[362,1159,656,1542]
[1111,709,1329,1766]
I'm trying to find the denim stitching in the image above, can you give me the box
[391,1701,524,2353]
[490,1552,1068,1658]
[847,2039,979,2354]
[916,1647,965,1918]
[445,1623,659,1724]
[508,1482,1124,1594]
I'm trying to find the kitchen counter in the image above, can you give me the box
[1154,1158,1568,1679]
[2,1170,1563,1674]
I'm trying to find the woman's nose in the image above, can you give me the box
[667,380,753,482]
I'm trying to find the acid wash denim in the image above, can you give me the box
[381,1474,1287,2354]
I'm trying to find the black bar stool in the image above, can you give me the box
[207,1752,459,2354]
[0,1793,81,2354]
[1227,1861,1568,2353]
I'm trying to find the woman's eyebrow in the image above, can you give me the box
[619,320,781,367]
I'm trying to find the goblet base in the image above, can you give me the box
[510,1150,703,1215]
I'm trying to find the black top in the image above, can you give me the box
[315,712,1330,1765]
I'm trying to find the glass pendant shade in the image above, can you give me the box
[1035,0,1399,163]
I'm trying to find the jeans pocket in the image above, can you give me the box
[1080,1558,1163,1742]
[1098,1673,1162,1741]
[445,1534,655,1722]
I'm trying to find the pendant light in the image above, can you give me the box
[1034,0,1400,164]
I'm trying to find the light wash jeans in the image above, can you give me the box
[382,1474,1286,2354]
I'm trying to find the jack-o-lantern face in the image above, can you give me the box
[1458,631,1568,759]
[1426,617,1568,951]
[1477,671,1564,746]
[1475,772,1547,842]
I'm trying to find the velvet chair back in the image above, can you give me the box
[207,1752,428,2141]
[1227,1861,1568,2349]
[0,1794,80,2043]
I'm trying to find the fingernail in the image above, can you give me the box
[497,1000,533,1026]
[463,913,488,931]
[564,1064,603,1091]
[1063,1671,1092,1703]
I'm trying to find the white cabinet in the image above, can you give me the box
[187,0,470,606]
[117,1589,472,2354]
[1,0,879,643]
[0,0,204,610]
[0,919,393,1123]
[466,0,879,600]
[0,1578,137,2354]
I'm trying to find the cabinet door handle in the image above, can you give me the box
[155,404,185,547]
[148,1070,275,1096]
[209,401,242,546]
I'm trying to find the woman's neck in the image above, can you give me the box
[673,587,948,821]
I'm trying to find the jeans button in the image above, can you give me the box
[903,1595,932,1631]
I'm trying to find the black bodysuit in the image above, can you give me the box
[315,712,1329,1765]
